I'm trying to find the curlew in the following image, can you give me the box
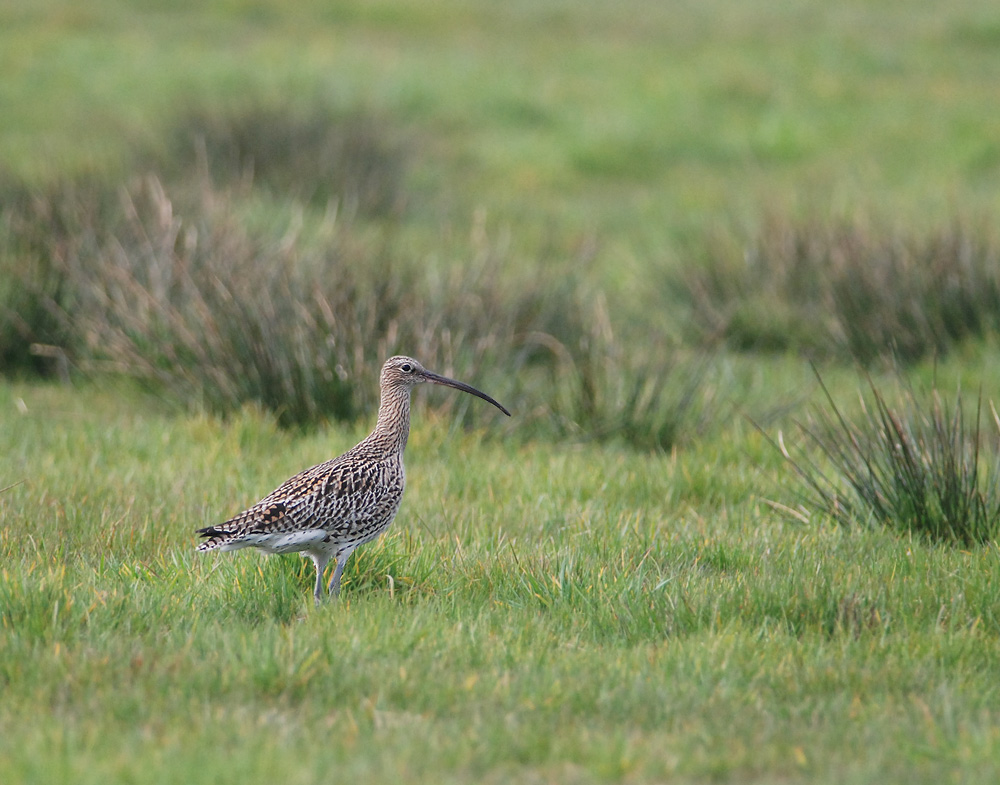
[196,356,510,604]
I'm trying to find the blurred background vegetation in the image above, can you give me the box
[2,0,1000,451]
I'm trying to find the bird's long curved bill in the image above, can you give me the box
[423,371,511,416]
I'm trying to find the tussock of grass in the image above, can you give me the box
[519,291,719,451]
[680,214,1000,364]
[0,175,120,374]
[775,371,1000,546]
[0,166,713,449]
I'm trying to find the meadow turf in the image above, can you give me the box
[3,0,1000,782]
[3,377,1000,784]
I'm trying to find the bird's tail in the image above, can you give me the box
[195,525,241,551]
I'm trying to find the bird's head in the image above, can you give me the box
[380,356,511,416]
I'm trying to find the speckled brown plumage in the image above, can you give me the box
[196,356,510,603]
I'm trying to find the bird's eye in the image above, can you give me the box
[401,363,412,373]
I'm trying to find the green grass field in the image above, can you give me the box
[3,0,1000,782]
[5,379,1000,783]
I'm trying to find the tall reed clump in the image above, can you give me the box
[0,98,721,449]
[10,173,545,426]
[520,290,717,450]
[775,372,1000,546]
[0,170,712,449]
[679,214,1000,364]
[0,176,120,375]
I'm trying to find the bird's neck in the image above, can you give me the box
[371,384,412,454]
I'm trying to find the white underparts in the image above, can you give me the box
[224,529,329,554]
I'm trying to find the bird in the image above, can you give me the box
[196,355,510,604]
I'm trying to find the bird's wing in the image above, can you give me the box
[196,455,397,549]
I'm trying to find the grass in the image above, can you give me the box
[3,380,1000,784]
[675,214,1000,363]
[4,0,1000,781]
[3,0,1000,235]
[0,167,715,446]
[154,100,410,216]
[776,371,1000,545]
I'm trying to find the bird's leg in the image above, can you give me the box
[328,547,355,598]
[308,552,330,606]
